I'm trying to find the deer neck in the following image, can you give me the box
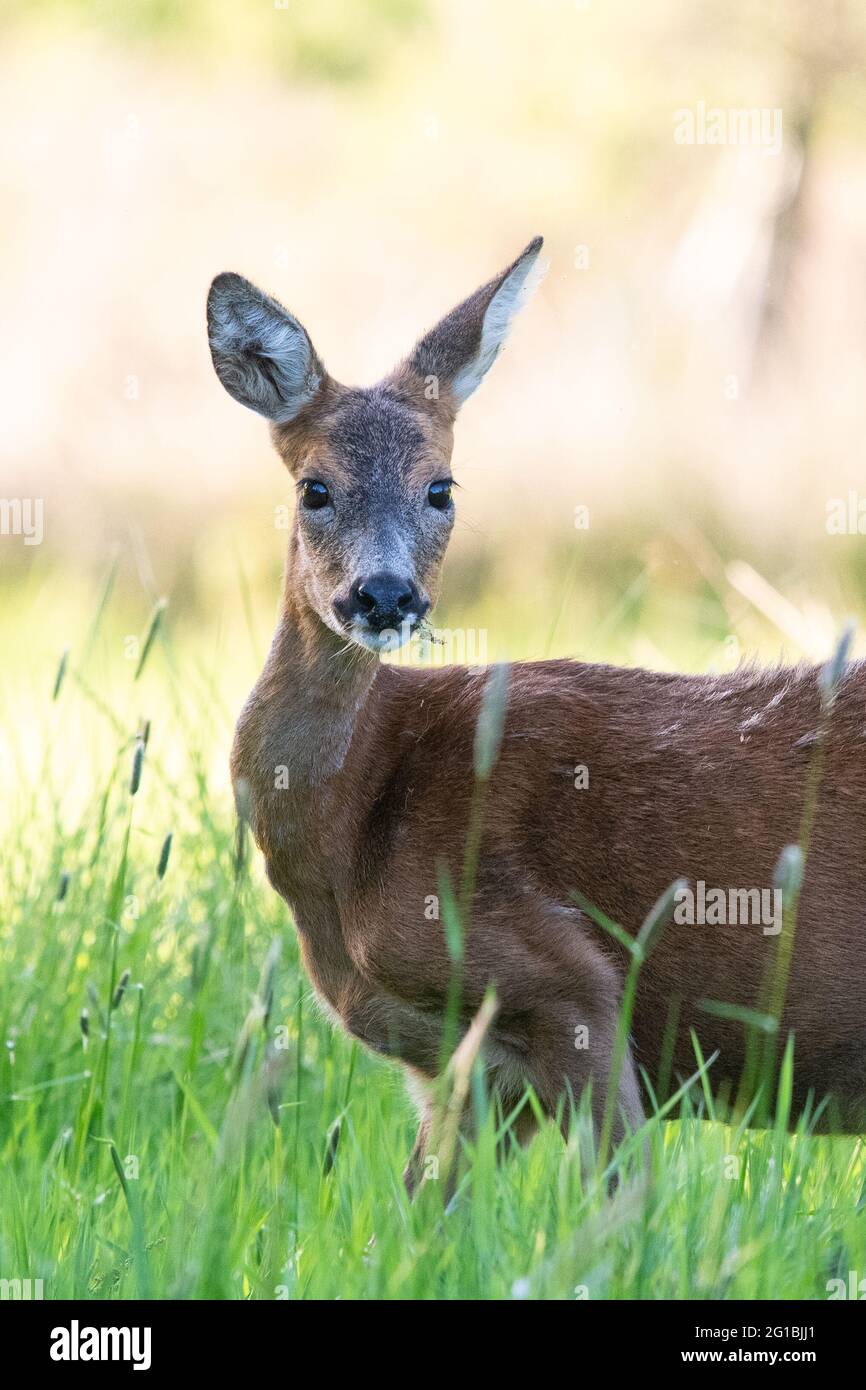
[273,591,376,777]
[232,545,379,870]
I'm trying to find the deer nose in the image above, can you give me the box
[349,572,422,632]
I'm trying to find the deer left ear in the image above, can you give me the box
[403,236,544,409]
[207,272,326,423]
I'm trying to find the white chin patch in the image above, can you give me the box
[352,620,416,653]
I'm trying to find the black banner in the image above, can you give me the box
[1,1297,861,1373]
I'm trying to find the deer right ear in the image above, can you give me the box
[403,236,544,410]
[207,272,325,423]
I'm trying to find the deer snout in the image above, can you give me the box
[345,572,427,634]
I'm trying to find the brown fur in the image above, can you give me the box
[208,240,866,1191]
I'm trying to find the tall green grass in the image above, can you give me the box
[1,566,865,1301]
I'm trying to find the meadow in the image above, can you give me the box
[3,0,866,1309]
[2,531,865,1303]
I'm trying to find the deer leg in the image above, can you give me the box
[401,1075,476,1201]
[367,893,647,1187]
[516,995,645,1158]
[401,1066,535,1199]
[453,896,648,1161]
[400,1023,637,1200]
[403,1098,434,1198]
[399,999,644,1198]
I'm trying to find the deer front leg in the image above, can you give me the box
[517,996,645,1158]
[401,1068,533,1200]
[402,1076,435,1198]
[362,892,647,1189]
[474,902,646,1161]
[400,990,644,1200]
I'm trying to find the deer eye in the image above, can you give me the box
[301,480,330,510]
[428,480,452,510]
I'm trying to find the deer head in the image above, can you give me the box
[207,237,543,652]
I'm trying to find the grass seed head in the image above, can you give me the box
[156,832,173,879]
[130,737,145,796]
[113,968,131,1010]
[51,646,69,701]
[818,620,855,712]
[773,843,804,899]
[323,1114,342,1175]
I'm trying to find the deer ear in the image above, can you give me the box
[405,237,544,408]
[207,272,325,423]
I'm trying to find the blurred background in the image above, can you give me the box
[4,0,866,811]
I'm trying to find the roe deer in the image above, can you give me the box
[207,237,866,1191]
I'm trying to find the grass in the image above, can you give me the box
[1,555,866,1301]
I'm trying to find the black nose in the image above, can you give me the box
[348,572,423,633]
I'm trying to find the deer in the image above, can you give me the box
[206,237,866,1194]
